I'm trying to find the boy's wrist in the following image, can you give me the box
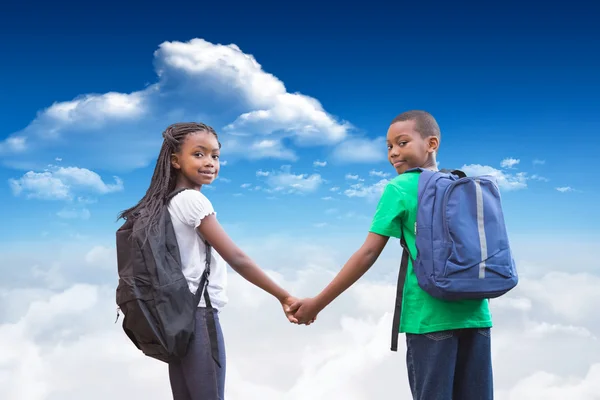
[313,293,329,311]
[276,290,291,303]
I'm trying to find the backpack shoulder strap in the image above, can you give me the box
[439,168,467,179]
[390,231,412,352]
[167,187,191,202]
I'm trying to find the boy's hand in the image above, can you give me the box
[289,297,322,325]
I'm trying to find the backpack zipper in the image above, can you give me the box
[441,177,467,242]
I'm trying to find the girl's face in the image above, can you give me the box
[171,131,220,190]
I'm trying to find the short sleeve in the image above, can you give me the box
[369,183,406,239]
[169,190,216,228]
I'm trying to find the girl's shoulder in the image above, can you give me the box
[168,189,216,226]
[170,188,215,209]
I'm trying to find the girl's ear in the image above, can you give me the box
[171,153,181,170]
[427,136,440,153]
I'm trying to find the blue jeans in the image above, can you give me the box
[169,308,226,400]
[406,328,493,400]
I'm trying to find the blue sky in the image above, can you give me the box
[1,1,599,246]
[1,2,600,399]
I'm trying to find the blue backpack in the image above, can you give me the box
[390,168,518,351]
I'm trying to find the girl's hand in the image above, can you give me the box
[280,295,301,324]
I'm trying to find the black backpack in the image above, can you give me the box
[115,188,220,366]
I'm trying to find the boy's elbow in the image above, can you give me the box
[359,246,382,268]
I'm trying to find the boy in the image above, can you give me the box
[290,110,494,399]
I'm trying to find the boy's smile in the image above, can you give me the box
[386,120,438,174]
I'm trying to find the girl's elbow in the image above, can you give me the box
[226,251,250,271]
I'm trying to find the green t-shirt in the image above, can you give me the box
[369,171,492,334]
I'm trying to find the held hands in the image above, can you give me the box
[287,297,321,325]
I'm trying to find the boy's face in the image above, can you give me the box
[386,120,438,175]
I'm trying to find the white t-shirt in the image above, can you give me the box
[167,189,228,311]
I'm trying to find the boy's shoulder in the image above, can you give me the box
[386,171,420,190]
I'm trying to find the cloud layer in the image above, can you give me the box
[1,234,598,400]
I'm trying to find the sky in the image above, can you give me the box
[1,1,599,399]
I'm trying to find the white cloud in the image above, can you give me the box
[498,365,600,400]
[345,174,359,180]
[556,186,575,193]
[330,187,340,192]
[313,160,327,167]
[265,166,323,193]
[156,39,351,145]
[241,183,252,189]
[369,170,390,178]
[256,170,270,177]
[0,136,27,152]
[530,175,549,182]
[250,139,297,161]
[217,177,231,183]
[533,159,546,165]
[344,179,389,201]
[501,157,521,168]
[84,246,116,270]
[8,166,123,200]
[461,164,528,191]
[0,38,351,171]
[331,137,386,164]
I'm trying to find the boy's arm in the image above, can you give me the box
[290,232,389,324]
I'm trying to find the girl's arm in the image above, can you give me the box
[197,214,299,322]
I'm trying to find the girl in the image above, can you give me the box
[118,122,302,400]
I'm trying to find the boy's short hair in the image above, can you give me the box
[391,110,441,140]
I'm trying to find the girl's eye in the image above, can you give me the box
[398,141,407,146]
[193,152,203,157]
[213,155,220,160]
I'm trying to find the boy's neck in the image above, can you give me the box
[418,157,438,171]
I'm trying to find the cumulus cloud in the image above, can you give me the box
[256,170,270,177]
[501,157,520,169]
[8,165,123,200]
[556,186,576,193]
[344,179,389,201]
[369,170,390,178]
[261,166,323,194]
[461,164,528,191]
[313,160,327,167]
[0,39,353,171]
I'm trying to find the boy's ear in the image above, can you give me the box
[170,153,181,170]
[427,136,440,153]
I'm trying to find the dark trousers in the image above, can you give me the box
[169,308,226,400]
[406,328,493,400]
